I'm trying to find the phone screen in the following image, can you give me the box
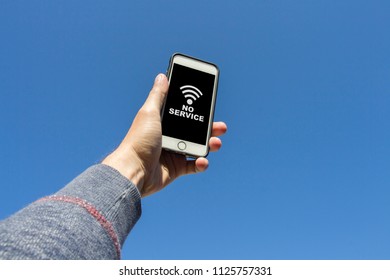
[162,63,216,145]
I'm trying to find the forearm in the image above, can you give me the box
[0,164,141,260]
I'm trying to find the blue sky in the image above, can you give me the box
[1,0,390,259]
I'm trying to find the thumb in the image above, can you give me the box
[142,74,169,112]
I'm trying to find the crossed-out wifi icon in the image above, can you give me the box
[180,85,203,105]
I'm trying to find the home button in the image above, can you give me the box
[177,141,186,150]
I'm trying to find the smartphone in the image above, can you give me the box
[162,53,219,158]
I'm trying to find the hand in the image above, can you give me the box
[102,74,227,197]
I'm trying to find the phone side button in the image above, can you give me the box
[177,141,186,150]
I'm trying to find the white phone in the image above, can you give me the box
[162,53,219,157]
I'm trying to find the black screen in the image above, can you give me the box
[162,63,216,145]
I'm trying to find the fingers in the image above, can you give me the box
[185,157,209,175]
[211,122,227,137]
[209,122,226,152]
[182,137,221,176]
[209,137,222,152]
[195,157,209,172]
[142,74,169,112]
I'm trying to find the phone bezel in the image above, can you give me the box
[162,53,219,158]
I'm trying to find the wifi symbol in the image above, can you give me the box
[180,85,203,105]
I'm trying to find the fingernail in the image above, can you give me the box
[155,74,164,84]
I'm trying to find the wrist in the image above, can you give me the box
[102,149,145,192]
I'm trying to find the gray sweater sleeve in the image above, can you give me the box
[0,164,141,260]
